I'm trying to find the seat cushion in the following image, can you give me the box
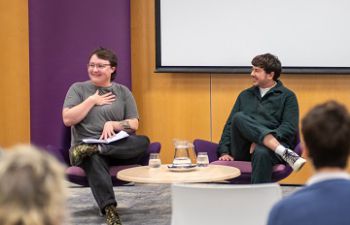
[211,160,252,173]
[211,160,292,183]
[66,164,140,186]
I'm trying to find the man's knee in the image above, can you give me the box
[140,135,150,145]
[231,112,247,125]
[131,135,150,148]
[127,135,150,157]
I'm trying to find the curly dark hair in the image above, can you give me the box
[251,53,281,81]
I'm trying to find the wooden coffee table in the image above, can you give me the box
[117,164,240,184]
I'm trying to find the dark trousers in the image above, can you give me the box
[80,135,150,212]
[230,112,284,183]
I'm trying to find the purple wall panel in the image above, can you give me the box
[29,0,131,147]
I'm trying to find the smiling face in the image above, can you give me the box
[250,66,275,88]
[88,54,116,87]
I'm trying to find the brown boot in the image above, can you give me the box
[69,144,98,166]
[105,205,122,225]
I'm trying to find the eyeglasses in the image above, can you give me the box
[87,63,111,70]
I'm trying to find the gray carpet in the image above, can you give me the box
[67,183,300,225]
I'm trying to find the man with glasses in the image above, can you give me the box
[63,47,149,225]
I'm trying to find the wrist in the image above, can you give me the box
[113,121,121,131]
[87,95,97,105]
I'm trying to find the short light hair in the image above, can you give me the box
[0,145,67,225]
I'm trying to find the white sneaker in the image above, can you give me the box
[282,149,306,171]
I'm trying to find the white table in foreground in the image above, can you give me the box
[117,165,240,184]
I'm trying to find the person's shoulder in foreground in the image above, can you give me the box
[267,100,350,225]
[268,178,350,225]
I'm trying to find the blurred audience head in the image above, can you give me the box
[0,144,67,225]
[302,100,350,169]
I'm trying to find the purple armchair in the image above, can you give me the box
[193,138,302,184]
[47,126,161,186]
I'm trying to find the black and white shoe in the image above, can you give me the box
[282,149,306,171]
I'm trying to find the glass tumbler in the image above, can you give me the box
[149,153,161,168]
[196,152,209,167]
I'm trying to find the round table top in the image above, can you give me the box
[117,164,241,184]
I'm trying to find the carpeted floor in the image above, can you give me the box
[67,184,171,225]
[67,183,301,225]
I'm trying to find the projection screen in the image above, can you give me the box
[155,0,350,74]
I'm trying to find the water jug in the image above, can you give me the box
[172,140,193,167]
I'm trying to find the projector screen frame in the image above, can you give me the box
[155,0,350,74]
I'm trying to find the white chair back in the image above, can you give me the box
[171,183,282,225]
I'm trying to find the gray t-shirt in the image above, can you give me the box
[63,81,139,146]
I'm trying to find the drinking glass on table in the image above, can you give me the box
[149,153,161,168]
[196,152,209,167]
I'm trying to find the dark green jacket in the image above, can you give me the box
[217,80,299,156]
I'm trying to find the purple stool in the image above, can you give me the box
[46,125,161,186]
[193,139,302,184]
